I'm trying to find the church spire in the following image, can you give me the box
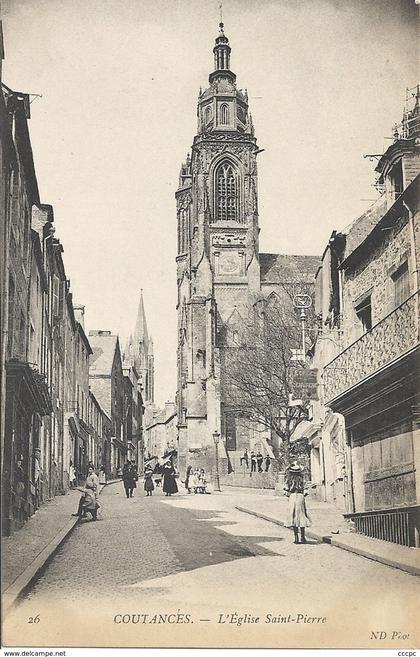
[209,15,235,84]
[134,289,149,346]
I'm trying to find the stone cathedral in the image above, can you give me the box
[176,23,319,474]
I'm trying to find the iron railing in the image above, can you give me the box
[345,506,420,547]
[323,292,418,402]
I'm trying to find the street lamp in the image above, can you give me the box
[213,431,221,492]
[293,293,312,361]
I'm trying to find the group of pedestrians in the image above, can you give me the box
[142,460,179,497]
[70,455,311,545]
[184,466,209,494]
[240,449,271,474]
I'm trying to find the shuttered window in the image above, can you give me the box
[392,261,410,307]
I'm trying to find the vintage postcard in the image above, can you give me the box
[1,0,419,651]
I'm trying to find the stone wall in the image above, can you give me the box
[342,216,412,348]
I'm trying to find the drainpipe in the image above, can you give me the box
[403,199,419,334]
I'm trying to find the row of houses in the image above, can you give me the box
[143,402,177,469]
[0,31,144,535]
[297,88,420,547]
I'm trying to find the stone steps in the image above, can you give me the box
[221,471,277,489]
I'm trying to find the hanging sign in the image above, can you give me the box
[290,367,319,401]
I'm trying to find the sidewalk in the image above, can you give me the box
[228,487,420,576]
[2,480,120,613]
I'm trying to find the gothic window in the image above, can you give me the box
[220,103,230,125]
[215,161,239,221]
[205,106,212,123]
[178,209,189,253]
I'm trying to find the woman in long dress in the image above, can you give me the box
[162,461,178,496]
[69,461,76,489]
[99,466,106,485]
[283,461,311,544]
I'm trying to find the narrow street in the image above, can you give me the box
[4,483,420,648]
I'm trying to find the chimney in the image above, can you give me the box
[73,304,85,329]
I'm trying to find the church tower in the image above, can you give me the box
[176,21,261,472]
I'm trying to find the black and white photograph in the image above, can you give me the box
[0,0,419,651]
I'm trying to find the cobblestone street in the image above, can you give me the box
[4,483,420,648]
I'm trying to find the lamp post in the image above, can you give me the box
[213,431,221,492]
[293,292,312,361]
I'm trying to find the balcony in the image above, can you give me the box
[323,292,419,404]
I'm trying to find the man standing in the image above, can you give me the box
[265,455,271,472]
[122,461,136,498]
[250,451,257,475]
[240,449,249,468]
[256,452,264,472]
[34,448,41,509]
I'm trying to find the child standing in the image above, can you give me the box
[144,468,155,496]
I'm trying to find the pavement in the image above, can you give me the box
[1,479,120,613]
[3,481,419,649]
[231,488,420,576]
[3,483,419,614]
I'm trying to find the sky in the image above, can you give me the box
[2,0,418,406]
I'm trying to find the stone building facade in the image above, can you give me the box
[144,402,177,466]
[122,363,144,469]
[1,78,53,534]
[313,91,420,545]
[89,331,126,477]
[175,23,319,477]
[1,33,121,533]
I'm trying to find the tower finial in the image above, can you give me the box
[211,3,234,80]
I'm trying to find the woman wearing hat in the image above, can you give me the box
[284,460,311,544]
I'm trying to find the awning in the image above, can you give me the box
[6,360,53,415]
[111,437,127,454]
[290,420,321,443]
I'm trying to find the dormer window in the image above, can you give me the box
[389,160,403,201]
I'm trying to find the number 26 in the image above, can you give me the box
[28,614,40,623]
